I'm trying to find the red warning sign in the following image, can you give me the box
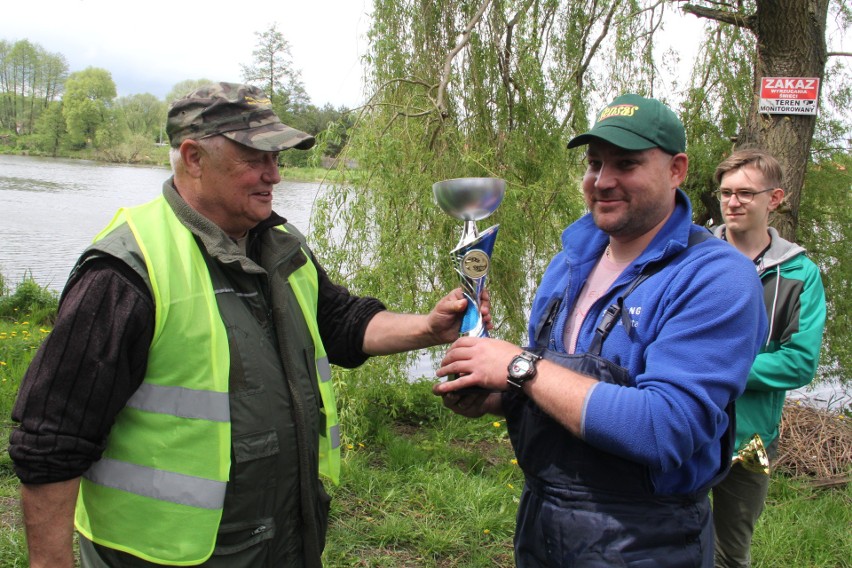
[759,77,820,115]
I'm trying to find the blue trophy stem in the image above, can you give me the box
[451,224,499,338]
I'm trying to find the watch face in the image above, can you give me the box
[510,357,532,377]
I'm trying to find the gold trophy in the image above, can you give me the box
[731,433,770,475]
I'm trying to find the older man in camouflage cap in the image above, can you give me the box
[11,81,486,568]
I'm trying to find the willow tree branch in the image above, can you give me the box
[500,0,535,130]
[681,3,755,30]
[372,77,438,94]
[565,0,621,124]
[577,0,621,87]
[681,26,723,129]
[827,51,852,57]
[436,0,493,117]
[538,2,558,67]
[617,0,667,27]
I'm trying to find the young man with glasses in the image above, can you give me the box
[711,148,827,568]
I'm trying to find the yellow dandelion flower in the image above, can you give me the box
[346,444,354,450]
[358,442,365,448]
[22,321,29,325]
[492,421,501,428]
[507,483,514,490]
[510,458,518,465]
[483,529,490,535]
[40,328,49,333]
[0,361,6,366]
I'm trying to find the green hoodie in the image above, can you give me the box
[714,226,827,453]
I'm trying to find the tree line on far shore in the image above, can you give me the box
[0,24,353,166]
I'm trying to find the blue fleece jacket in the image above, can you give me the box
[527,190,767,494]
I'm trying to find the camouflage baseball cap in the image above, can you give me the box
[567,93,686,155]
[166,82,315,151]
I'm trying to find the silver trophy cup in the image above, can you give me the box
[432,177,505,338]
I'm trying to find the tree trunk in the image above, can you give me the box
[736,0,829,242]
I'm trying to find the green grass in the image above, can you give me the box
[0,276,849,567]
[323,381,519,567]
[1,317,43,568]
[751,476,852,567]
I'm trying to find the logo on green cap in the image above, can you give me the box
[598,104,639,120]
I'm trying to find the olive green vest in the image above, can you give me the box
[74,196,340,565]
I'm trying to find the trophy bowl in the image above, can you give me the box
[432,177,506,221]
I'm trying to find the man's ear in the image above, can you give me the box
[768,187,785,211]
[670,153,689,187]
[179,139,204,178]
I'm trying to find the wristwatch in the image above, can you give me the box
[507,350,542,391]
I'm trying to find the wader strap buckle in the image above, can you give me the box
[589,303,621,355]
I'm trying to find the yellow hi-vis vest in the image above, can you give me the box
[74,196,340,565]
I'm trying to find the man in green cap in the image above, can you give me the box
[10,82,490,568]
[433,93,767,566]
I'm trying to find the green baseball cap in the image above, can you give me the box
[567,93,686,155]
[166,82,315,151]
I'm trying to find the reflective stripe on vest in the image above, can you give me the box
[84,458,225,510]
[276,226,341,485]
[75,196,231,565]
[127,382,230,422]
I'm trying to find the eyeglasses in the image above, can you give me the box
[714,188,773,204]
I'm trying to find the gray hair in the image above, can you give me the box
[169,136,221,173]
[169,147,181,173]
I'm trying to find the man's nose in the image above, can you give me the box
[262,155,281,184]
[594,163,618,189]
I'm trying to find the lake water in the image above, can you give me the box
[0,154,325,291]
[0,154,847,404]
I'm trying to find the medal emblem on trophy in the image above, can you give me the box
[432,177,505,338]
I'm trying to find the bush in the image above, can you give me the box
[0,273,59,325]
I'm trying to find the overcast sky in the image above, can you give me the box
[2,0,700,108]
[2,0,373,108]
[4,2,847,111]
